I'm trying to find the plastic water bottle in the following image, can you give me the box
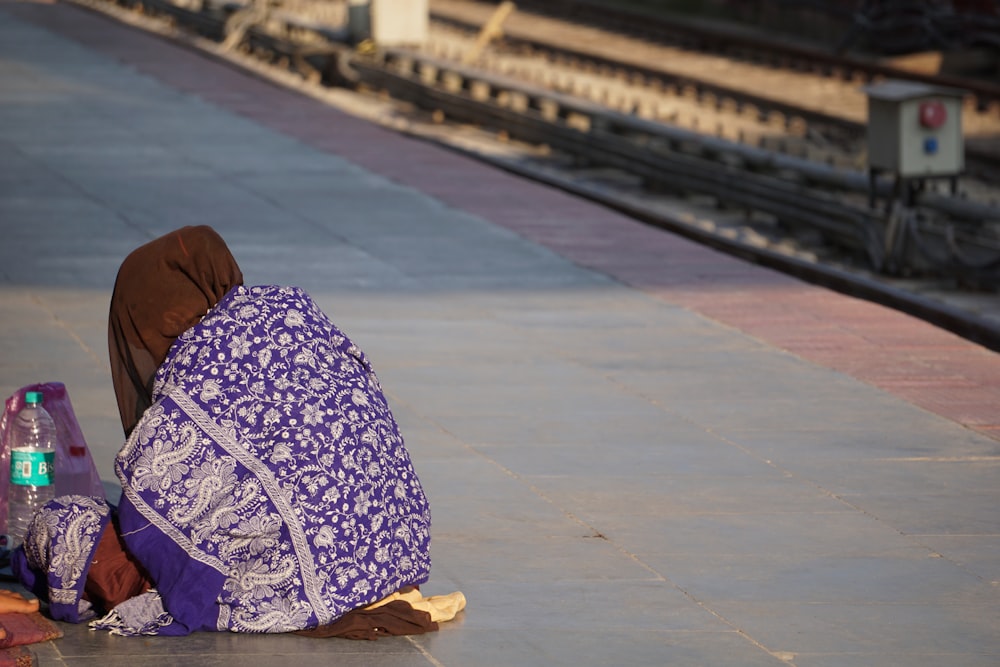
[7,391,56,549]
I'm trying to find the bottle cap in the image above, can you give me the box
[24,391,43,405]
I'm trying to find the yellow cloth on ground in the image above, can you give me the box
[367,589,467,623]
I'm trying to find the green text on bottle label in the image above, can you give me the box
[10,450,55,486]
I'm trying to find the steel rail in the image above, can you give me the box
[507,0,1000,110]
[429,12,867,141]
[357,50,887,259]
[360,49,1000,223]
[428,7,1000,176]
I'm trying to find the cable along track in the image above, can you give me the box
[482,0,1000,110]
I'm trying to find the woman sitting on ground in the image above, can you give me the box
[13,226,463,637]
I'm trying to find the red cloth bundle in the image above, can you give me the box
[0,611,62,648]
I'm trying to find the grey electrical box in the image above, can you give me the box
[864,80,965,178]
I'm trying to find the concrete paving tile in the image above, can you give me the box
[433,408,712,450]
[317,291,493,320]
[372,359,542,392]
[0,156,80,199]
[721,421,1000,463]
[791,459,1000,497]
[182,146,354,175]
[54,657,429,667]
[404,356,623,397]
[789,652,1000,667]
[354,311,523,342]
[708,600,1000,657]
[596,342,819,382]
[602,354,866,402]
[924,536,1000,584]
[553,330,764,370]
[501,305,706,337]
[259,179,459,218]
[389,440,479,474]
[17,642,60,666]
[601,370,788,407]
[411,627,789,667]
[68,179,288,221]
[416,459,592,541]
[18,144,175,172]
[624,510,925,559]
[838,489,1000,536]
[532,472,846,521]
[408,268,603,291]
[559,512,910,574]
[407,413,532,446]
[0,331,86,376]
[429,579,723,633]
[448,406,683,447]
[653,550,991,605]
[473,435,777,478]
[0,197,113,228]
[398,371,652,420]
[76,420,126,483]
[494,283,665,310]
[667,394,937,434]
[49,620,426,665]
[25,293,110,334]
[430,533,660,584]
[240,245,414,294]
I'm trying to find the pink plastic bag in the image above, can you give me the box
[0,382,106,535]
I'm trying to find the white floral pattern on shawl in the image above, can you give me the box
[116,285,431,633]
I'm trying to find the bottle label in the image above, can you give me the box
[10,450,55,486]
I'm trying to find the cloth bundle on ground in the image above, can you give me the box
[0,611,62,648]
[12,227,464,637]
[0,646,39,667]
[0,602,64,666]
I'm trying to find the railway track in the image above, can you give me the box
[428,0,1000,179]
[62,0,1000,349]
[502,0,1000,110]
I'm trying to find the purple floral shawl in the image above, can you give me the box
[109,285,431,634]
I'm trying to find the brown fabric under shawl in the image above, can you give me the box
[108,226,243,436]
[84,520,152,613]
[293,601,438,640]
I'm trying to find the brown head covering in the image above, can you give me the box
[108,226,243,436]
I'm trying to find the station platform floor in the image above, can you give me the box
[0,1,998,665]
